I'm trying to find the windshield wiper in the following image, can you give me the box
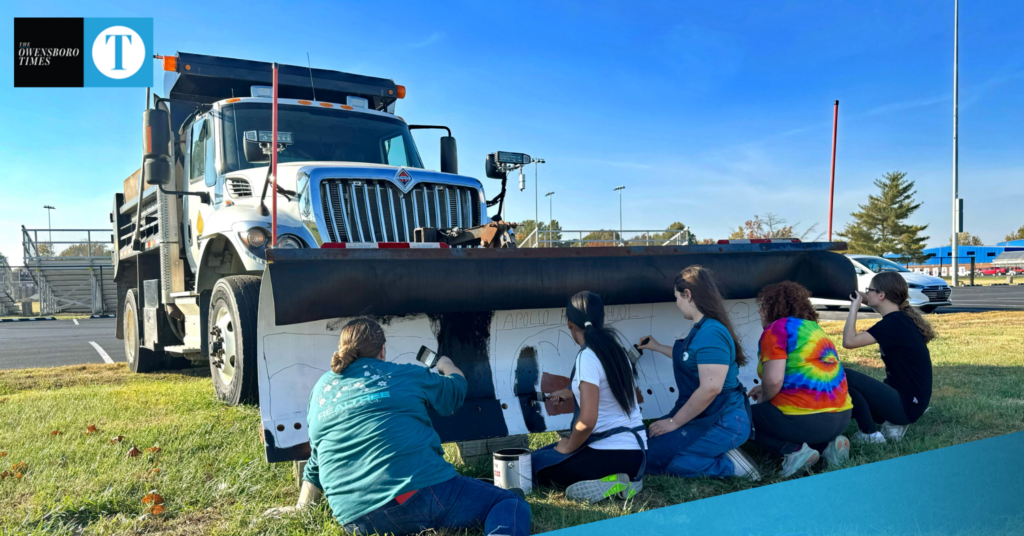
[257,165,296,216]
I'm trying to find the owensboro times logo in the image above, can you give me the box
[17,44,81,67]
[14,18,152,88]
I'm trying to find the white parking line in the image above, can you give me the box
[73,319,79,326]
[89,341,115,364]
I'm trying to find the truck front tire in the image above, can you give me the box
[123,288,161,373]
[209,276,260,405]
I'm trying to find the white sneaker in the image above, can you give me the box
[725,448,762,482]
[852,431,886,444]
[780,443,819,479]
[881,421,909,442]
[822,435,850,467]
[565,473,631,504]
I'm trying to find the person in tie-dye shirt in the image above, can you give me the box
[747,282,853,478]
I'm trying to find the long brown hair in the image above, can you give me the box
[674,265,748,367]
[757,281,819,325]
[332,318,386,373]
[871,272,936,343]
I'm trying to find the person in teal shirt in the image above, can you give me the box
[264,318,531,536]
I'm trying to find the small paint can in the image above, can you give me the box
[493,448,532,495]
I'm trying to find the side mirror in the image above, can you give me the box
[440,136,458,174]
[143,108,172,186]
[244,137,269,164]
[485,154,505,179]
[855,268,865,275]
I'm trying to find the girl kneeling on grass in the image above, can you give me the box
[843,272,935,444]
[637,265,761,481]
[265,318,531,536]
[749,282,853,478]
[532,291,648,504]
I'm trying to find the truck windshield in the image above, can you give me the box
[220,102,424,172]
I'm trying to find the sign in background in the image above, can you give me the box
[14,18,153,88]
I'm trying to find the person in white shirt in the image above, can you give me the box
[531,291,648,504]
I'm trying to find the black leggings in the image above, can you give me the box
[751,402,851,456]
[535,447,644,488]
[846,369,912,434]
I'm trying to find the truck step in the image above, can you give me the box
[164,345,204,360]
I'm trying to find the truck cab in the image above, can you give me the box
[113,53,493,405]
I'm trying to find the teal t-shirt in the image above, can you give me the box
[302,358,468,525]
[670,318,745,416]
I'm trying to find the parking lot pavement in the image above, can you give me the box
[0,318,126,370]
[817,285,1024,320]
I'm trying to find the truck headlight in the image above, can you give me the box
[277,235,304,249]
[907,283,923,289]
[240,227,268,248]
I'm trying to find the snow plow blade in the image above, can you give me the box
[256,243,855,462]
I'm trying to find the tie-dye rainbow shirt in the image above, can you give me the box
[757,317,853,415]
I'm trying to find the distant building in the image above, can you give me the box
[885,244,1024,277]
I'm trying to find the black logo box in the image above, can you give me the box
[14,18,85,88]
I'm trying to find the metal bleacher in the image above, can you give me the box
[20,226,116,315]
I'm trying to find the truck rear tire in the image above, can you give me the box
[208,275,260,405]
[123,288,162,373]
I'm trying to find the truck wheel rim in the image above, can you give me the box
[125,307,136,366]
[212,305,238,385]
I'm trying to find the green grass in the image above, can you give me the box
[1,312,1023,535]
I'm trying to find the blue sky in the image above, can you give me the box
[2,0,1022,264]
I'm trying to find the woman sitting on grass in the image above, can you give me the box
[748,281,853,478]
[265,318,531,536]
[843,272,935,444]
[532,291,647,504]
[637,265,760,481]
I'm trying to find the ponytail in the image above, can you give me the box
[332,318,386,373]
[871,272,936,343]
[898,300,937,343]
[567,291,637,415]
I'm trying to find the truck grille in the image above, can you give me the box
[318,179,481,243]
[922,286,951,302]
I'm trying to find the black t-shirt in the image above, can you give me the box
[867,311,933,421]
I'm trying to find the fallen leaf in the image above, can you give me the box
[1,470,7,479]
[84,425,97,435]
[148,468,160,475]
[142,492,164,506]
[110,435,125,444]
[10,462,26,472]
[15,472,21,479]
[146,445,161,453]
[150,504,165,515]
[50,430,62,436]
[127,445,142,458]
[0,452,6,457]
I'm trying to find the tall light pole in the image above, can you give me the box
[545,191,555,248]
[43,205,55,246]
[614,186,625,245]
[533,158,546,228]
[951,0,960,287]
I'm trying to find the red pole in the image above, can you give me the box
[271,63,279,247]
[828,99,839,241]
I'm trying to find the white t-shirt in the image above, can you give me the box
[571,348,648,451]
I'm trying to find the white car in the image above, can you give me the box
[812,254,953,313]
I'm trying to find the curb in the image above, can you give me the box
[89,314,116,319]
[0,317,57,322]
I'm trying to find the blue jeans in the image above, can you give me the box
[646,406,751,478]
[342,475,531,536]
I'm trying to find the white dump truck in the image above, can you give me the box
[112,52,857,463]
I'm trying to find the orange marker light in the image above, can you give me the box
[185,64,191,71]
[226,98,240,103]
[163,56,177,72]
[396,85,406,99]
[340,105,353,110]
[298,100,312,105]
[319,102,333,108]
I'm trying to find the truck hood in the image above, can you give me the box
[225,162,485,196]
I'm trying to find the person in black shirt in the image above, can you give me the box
[842,272,936,444]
